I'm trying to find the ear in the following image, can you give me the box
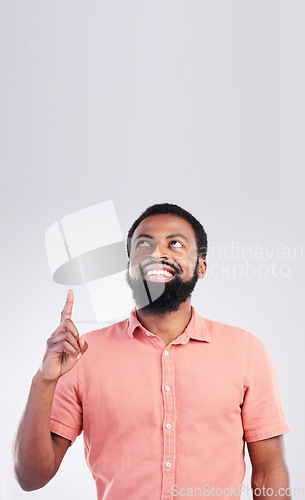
[197,258,207,279]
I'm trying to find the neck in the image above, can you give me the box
[136,299,192,347]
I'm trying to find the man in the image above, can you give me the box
[14,203,290,499]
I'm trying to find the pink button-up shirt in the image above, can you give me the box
[50,307,289,499]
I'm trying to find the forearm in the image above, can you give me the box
[14,370,58,490]
[252,465,291,500]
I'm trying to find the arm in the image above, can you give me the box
[247,435,290,499]
[13,372,71,490]
[13,290,88,491]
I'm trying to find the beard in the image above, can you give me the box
[125,258,199,316]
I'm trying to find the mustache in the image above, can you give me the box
[141,260,181,275]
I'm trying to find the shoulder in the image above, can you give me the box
[200,314,259,351]
[204,316,254,337]
[201,317,274,373]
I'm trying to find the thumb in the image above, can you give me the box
[77,339,89,359]
[79,339,89,356]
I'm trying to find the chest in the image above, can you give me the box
[81,341,245,428]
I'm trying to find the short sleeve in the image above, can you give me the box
[242,336,289,442]
[50,362,83,445]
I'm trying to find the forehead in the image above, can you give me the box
[132,213,197,242]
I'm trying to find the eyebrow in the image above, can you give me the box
[135,233,189,242]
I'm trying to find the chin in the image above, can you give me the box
[125,269,198,316]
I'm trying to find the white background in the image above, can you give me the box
[1,1,304,499]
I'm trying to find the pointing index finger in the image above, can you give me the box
[61,289,74,322]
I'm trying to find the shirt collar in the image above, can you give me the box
[127,306,211,343]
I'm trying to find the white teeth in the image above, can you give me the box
[146,270,173,277]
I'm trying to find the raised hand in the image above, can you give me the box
[40,290,88,382]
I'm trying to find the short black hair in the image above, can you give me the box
[126,203,208,259]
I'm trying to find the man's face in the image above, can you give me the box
[125,214,207,315]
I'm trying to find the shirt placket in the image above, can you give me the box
[160,346,176,500]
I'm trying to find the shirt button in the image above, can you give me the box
[164,350,169,356]
[166,462,172,468]
[165,386,171,392]
[145,331,150,336]
[166,423,172,429]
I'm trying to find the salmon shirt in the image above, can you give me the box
[50,306,289,499]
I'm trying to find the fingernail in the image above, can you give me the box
[77,353,82,360]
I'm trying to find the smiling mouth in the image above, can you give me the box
[146,269,173,277]
[145,273,174,282]
[141,264,177,282]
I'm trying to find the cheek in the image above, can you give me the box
[128,258,145,280]
[177,252,197,270]
[186,258,199,276]
[128,263,138,280]
[130,248,150,262]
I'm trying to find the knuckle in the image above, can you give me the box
[65,333,74,344]
[58,340,67,350]
[62,318,73,328]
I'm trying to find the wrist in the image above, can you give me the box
[33,370,59,388]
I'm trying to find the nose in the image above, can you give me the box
[149,242,169,261]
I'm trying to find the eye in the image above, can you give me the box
[169,240,183,248]
[136,240,151,248]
